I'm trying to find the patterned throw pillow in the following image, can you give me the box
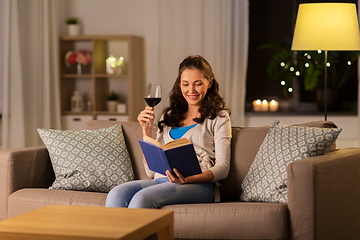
[37,124,134,192]
[240,120,342,203]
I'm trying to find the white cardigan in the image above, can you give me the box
[144,111,232,182]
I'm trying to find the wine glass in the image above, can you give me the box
[144,83,162,125]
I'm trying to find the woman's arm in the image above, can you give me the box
[207,112,232,182]
[137,106,155,166]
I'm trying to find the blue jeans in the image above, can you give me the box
[105,178,214,209]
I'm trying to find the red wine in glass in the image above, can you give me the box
[143,83,162,125]
[144,97,161,107]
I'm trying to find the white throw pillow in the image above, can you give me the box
[37,124,134,192]
[240,120,342,203]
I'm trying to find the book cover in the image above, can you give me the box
[138,137,202,177]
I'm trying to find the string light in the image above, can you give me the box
[288,87,293,93]
[305,63,310,67]
[290,67,295,72]
[348,61,352,65]
[317,49,322,54]
[281,81,285,86]
[295,71,300,76]
[326,62,331,67]
[280,62,285,67]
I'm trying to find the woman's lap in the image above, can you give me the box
[105,178,214,209]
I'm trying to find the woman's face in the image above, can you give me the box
[180,68,212,108]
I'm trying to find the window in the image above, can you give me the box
[246,0,358,114]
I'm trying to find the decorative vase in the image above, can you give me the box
[67,24,80,36]
[107,101,118,112]
[77,63,82,75]
[71,91,83,112]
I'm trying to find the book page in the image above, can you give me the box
[163,138,191,150]
[143,136,191,150]
[143,136,162,148]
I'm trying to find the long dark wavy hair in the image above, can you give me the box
[158,55,230,132]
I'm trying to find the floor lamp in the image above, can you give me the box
[291,3,360,121]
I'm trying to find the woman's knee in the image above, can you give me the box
[105,180,158,208]
[105,185,129,207]
[128,191,158,209]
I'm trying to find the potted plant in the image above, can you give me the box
[66,17,80,36]
[106,91,119,112]
[261,42,360,110]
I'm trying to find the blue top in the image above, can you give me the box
[170,123,198,140]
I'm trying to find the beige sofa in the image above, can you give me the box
[1,120,360,240]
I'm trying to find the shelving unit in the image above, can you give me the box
[59,35,144,130]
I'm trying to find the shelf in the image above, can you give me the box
[61,74,129,78]
[62,111,93,115]
[245,111,357,116]
[61,74,92,78]
[95,74,129,78]
[95,112,128,115]
[59,35,144,130]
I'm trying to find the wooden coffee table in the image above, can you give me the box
[0,204,174,240]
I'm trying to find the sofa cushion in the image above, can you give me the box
[8,189,106,219]
[162,202,288,239]
[37,124,134,192]
[240,120,342,203]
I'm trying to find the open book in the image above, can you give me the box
[138,136,202,177]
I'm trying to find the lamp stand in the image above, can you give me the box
[324,50,328,121]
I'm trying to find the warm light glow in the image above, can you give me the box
[280,62,285,67]
[253,99,262,112]
[281,81,286,86]
[348,61,352,65]
[295,71,300,76]
[305,63,310,67]
[290,67,294,72]
[261,100,269,112]
[106,55,117,64]
[291,3,360,51]
[269,100,279,112]
[288,87,293,93]
[326,62,331,67]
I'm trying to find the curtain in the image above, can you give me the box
[1,0,61,149]
[157,0,249,127]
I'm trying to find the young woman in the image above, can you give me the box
[105,55,232,208]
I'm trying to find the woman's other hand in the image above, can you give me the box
[166,169,187,184]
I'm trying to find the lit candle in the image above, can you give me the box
[253,99,262,112]
[269,100,279,112]
[261,100,269,112]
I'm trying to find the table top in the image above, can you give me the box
[0,205,174,240]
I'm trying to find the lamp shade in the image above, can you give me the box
[291,3,360,51]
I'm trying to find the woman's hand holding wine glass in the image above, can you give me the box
[138,83,162,129]
[138,106,155,127]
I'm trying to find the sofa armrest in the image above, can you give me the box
[287,148,360,240]
[0,146,55,220]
